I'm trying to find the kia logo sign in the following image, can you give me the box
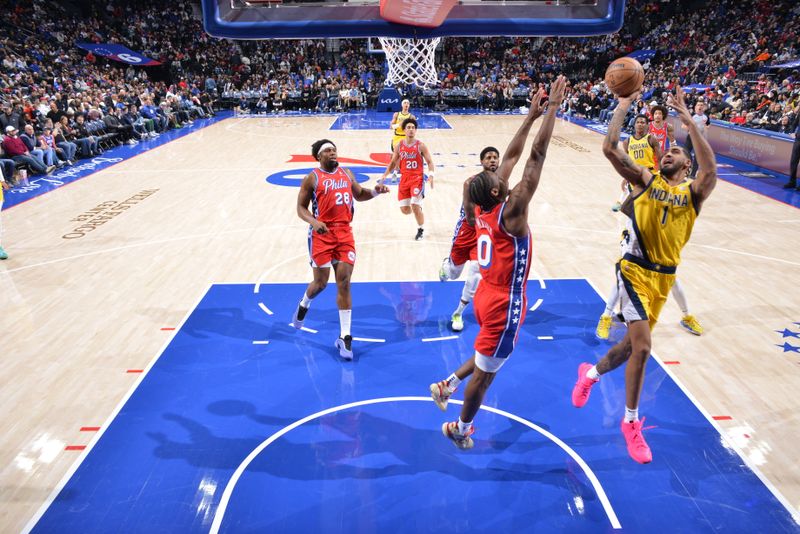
[380,98,400,104]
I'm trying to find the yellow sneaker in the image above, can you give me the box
[595,314,612,340]
[680,315,703,336]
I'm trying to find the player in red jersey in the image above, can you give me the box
[430,76,567,450]
[438,100,549,332]
[380,118,435,241]
[648,104,675,153]
[292,139,389,360]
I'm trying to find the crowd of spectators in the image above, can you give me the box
[1,0,799,185]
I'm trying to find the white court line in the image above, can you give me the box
[296,325,318,334]
[252,340,270,345]
[537,336,554,340]
[257,302,273,316]
[529,298,544,312]
[433,113,453,129]
[583,276,800,524]
[422,335,459,342]
[352,336,385,343]
[208,397,622,533]
[21,284,212,534]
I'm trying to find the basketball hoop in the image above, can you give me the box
[378,37,441,88]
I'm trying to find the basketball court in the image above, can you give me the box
[2,0,800,532]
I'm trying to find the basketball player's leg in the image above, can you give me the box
[293,232,335,328]
[331,234,356,359]
[451,261,480,331]
[398,180,413,215]
[292,265,330,328]
[622,319,651,414]
[596,272,621,339]
[440,230,471,281]
[672,279,703,335]
[430,355,475,411]
[410,180,425,240]
[575,262,648,407]
[431,278,487,410]
[441,288,517,448]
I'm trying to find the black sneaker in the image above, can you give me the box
[335,335,353,360]
[415,228,424,241]
[291,304,309,329]
[783,182,797,189]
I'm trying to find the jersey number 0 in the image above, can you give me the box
[477,234,492,268]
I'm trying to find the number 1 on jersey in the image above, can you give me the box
[660,206,668,226]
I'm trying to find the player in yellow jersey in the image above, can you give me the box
[0,171,9,259]
[612,114,661,212]
[390,99,415,150]
[386,100,415,184]
[598,115,703,337]
[624,115,661,170]
[572,85,717,464]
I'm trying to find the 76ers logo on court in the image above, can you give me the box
[266,153,392,187]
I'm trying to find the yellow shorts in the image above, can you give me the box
[391,135,405,150]
[616,258,676,329]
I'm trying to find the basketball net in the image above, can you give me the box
[378,37,441,88]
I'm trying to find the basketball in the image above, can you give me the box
[604,57,645,97]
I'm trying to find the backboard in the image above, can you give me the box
[201,0,626,40]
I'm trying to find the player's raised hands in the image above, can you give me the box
[666,86,692,126]
[617,89,641,108]
[548,75,568,107]
[527,88,546,120]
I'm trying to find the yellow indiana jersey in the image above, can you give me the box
[627,134,655,170]
[621,172,697,268]
[393,111,411,137]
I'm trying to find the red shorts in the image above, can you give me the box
[473,283,528,359]
[398,174,424,202]
[308,224,356,268]
[449,220,477,266]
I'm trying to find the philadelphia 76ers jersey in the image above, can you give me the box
[311,166,354,224]
[475,202,533,291]
[397,139,423,179]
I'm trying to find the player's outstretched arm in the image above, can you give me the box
[602,92,650,188]
[297,172,327,234]
[462,178,476,226]
[668,86,717,207]
[667,122,676,145]
[348,168,390,201]
[389,111,399,130]
[420,142,435,188]
[380,143,401,183]
[650,134,663,165]
[496,89,546,183]
[503,75,567,236]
